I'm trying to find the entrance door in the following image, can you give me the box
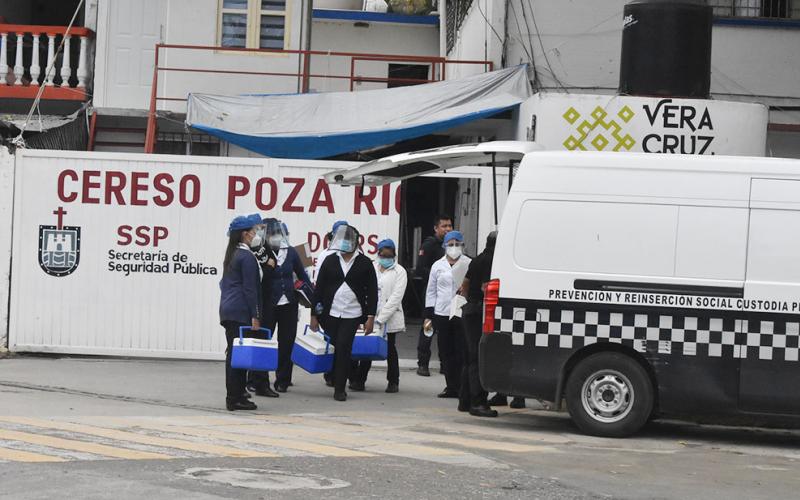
[95,0,166,109]
[740,178,800,414]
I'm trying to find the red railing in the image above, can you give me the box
[144,43,492,153]
[0,24,94,101]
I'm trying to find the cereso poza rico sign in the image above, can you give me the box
[10,151,399,358]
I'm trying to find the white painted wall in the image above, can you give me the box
[309,18,440,92]
[0,147,13,350]
[446,0,505,80]
[93,0,306,111]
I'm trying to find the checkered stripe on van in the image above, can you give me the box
[494,306,800,362]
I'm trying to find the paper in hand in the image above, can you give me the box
[449,295,467,319]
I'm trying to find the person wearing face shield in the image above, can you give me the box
[313,220,349,284]
[310,224,378,402]
[218,214,264,411]
[245,215,280,399]
[259,219,312,393]
[424,231,471,399]
[348,238,407,393]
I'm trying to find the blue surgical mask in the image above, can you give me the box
[339,240,354,253]
[378,257,395,269]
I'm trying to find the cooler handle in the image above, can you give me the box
[238,326,273,343]
[303,324,332,354]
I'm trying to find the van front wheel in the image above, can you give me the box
[565,352,653,437]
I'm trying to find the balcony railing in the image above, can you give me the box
[0,24,94,101]
[144,44,492,153]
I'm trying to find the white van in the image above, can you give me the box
[482,150,800,436]
[327,144,800,437]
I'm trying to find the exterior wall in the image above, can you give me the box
[0,147,13,350]
[93,0,305,111]
[309,17,440,92]
[445,0,505,80]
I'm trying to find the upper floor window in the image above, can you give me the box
[709,0,799,19]
[219,0,288,49]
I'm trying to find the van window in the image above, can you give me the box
[747,209,800,283]
[514,200,677,276]
[515,200,747,281]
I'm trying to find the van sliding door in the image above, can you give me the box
[740,178,800,414]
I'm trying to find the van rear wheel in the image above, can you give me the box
[565,352,653,437]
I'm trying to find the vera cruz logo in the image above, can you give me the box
[39,207,81,277]
[562,105,636,152]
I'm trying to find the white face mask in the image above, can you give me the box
[249,234,263,249]
[268,235,284,249]
[446,246,462,260]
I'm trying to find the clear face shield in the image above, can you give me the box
[329,224,359,253]
[265,220,290,250]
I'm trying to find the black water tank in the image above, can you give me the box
[618,0,712,98]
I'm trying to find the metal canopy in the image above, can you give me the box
[323,141,542,187]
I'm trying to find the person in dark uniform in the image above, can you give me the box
[458,231,499,417]
[416,214,453,377]
[245,217,280,399]
[261,219,312,393]
[219,214,263,411]
[311,224,378,402]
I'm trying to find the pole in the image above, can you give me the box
[491,153,498,227]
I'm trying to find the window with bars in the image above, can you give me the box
[219,0,288,50]
[446,0,473,54]
[708,0,799,18]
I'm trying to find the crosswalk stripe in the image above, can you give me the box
[100,418,374,458]
[0,428,171,460]
[0,445,67,463]
[422,421,573,445]
[217,423,467,457]
[0,417,278,459]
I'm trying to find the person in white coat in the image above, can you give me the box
[349,239,408,393]
[425,231,471,399]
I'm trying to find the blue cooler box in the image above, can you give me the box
[231,327,278,371]
[292,325,334,374]
[351,327,388,361]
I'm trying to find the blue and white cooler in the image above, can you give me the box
[292,325,334,374]
[351,325,388,361]
[231,326,278,371]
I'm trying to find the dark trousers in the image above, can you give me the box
[326,316,361,393]
[248,302,299,389]
[223,321,248,403]
[460,305,488,408]
[350,331,400,386]
[433,315,464,393]
[417,325,435,368]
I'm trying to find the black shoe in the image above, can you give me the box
[457,402,469,412]
[255,386,279,398]
[416,366,430,377]
[488,394,508,406]
[437,389,459,399]
[334,391,347,402]
[274,383,288,393]
[226,399,257,411]
[287,381,294,387]
[469,405,499,418]
[348,382,365,392]
[510,397,526,409]
[241,392,252,399]
[385,383,399,393]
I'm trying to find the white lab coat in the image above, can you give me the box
[425,255,471,318]
[374,261,408,333]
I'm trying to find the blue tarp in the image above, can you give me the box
[185,65,531,159]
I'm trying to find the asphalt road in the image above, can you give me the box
[0,356,798,499]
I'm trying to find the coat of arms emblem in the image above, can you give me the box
[38,207,81,277]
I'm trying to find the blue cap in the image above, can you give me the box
[247,213,263,226]
[443,230,464,246]
[228,215,256,234]
[377,238,396,252]
[332,220,348,233]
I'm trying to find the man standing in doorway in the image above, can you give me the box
[416,214,453,376]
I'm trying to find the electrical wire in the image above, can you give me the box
[521,0,567,92]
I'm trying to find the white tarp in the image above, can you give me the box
[0,146,13,350]
[186,65,532,159]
